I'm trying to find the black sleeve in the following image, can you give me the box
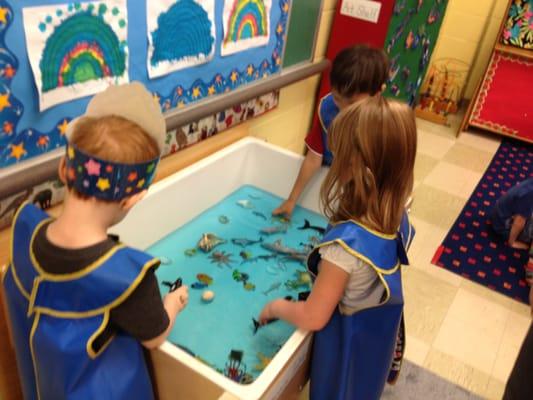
[109,268,170,341]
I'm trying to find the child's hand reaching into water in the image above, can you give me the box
[258,300,279,324]
[164,285,189,315]
[273,200,296,220]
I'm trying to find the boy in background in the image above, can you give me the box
[273,45,389,218]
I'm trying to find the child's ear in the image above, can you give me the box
[58,156,67,184]
[120,190,147,212]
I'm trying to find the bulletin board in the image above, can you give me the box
[0,0,290,169]
[282,0,322,68]
[382,0,448,105]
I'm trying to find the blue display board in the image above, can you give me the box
[0,0,289,168]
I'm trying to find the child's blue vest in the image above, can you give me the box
[2,204,156,400]
[317,93,339,166]
[307,214,414,400]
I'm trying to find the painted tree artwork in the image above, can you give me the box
[147,0,215,78]
[22,1,129,111]
[221,0,271,56]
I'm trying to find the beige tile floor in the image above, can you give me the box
[404,118,531,400]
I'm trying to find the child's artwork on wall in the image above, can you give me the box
[0,0,288,169]
[221,0,271,56]
[22,0,129,111]
[147,0,215,78]
[383,0,448,105]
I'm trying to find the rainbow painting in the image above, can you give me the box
[22,1,129,111]
[221,0,272,56]
[147,0,215,79]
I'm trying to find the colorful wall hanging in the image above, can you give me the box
[501,0,533,50]
[147,0,216,78]
[22,1,129,111]
[383,0,448,105]
[221,0,272,56]
[0,0,289,169]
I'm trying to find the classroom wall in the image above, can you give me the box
[244,0,338,154]
[243,0,512,151]
[427,0,509,100]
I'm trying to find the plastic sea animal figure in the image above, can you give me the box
[272,214,291,224]
[243,282,256,291]
[198,233,226,253]
[299,243,313,253]
[159,256,172,265]
[276,261,287,271]
[298,219,326,235]
[191,282,208,290]
[252,317,278,334]
[240,374,254,384]
[162,278,182,293]
[184,248,197,257]
[224,350,247,383]
[218,215,230,224]
[309,236,321,246]
[209,251,234,268]
[282,252,307,265]
[236,199,254,209]
[263,281,281,295]
[252,211,267,220]
[266,265,279,275]
[239,251,252,262]
[241,253,276,265]
[254,352,273,372]
[257,253,277,262]
[231,237,263,247]
[196,273,213,285]
[260,225,288,235]
[285,270,312,290]
[232,270,249,283]
[261,239,303,256]
[202,290,215,303]
[295,270,312,285]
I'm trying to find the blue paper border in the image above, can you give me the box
[0,0,289,168]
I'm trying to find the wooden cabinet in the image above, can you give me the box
[462,0,533,143]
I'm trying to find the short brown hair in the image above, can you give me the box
[68,115,159,199]
[330,45,389,98]
[320,96,417,234]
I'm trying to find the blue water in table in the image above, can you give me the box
[148,185,327,383]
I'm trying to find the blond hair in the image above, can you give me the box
[68,115,159,199]
[320,96,417,234]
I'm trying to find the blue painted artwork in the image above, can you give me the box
[151,0,215,69]
[0,0,289,168]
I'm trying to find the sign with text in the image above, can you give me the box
[340,0,382,23]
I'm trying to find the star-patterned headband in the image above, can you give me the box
[65,144,159,201]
